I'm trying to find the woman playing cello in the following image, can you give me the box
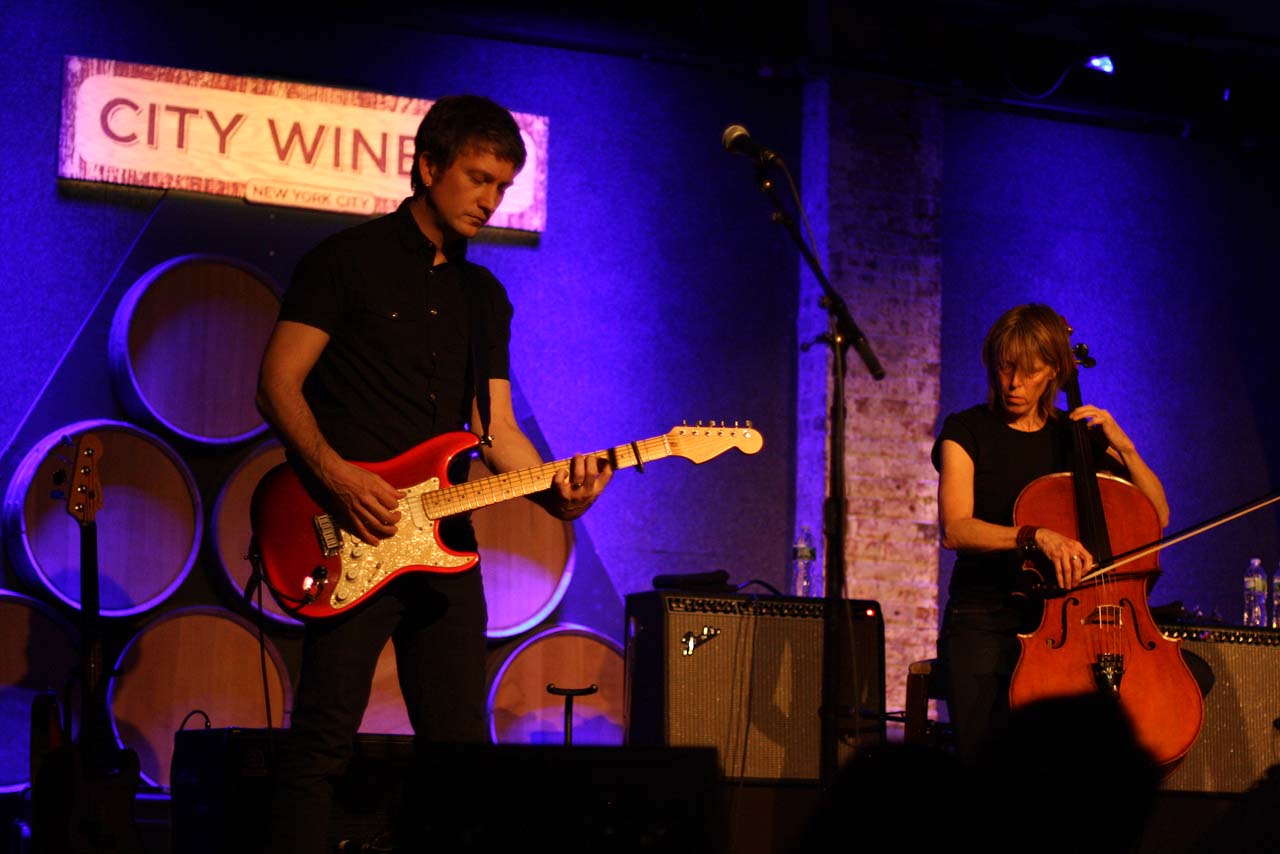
[931,303,1170,765]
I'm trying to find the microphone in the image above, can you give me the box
[721,124,778,165]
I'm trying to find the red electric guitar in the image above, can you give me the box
[251,422,763,620]
[29,433,144,854]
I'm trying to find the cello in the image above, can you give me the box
[1007,335,1204,775]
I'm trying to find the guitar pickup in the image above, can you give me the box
[313,514,342,557]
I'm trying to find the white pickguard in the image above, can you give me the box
[326,478,471,611]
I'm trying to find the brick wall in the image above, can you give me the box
[799,76,943,716]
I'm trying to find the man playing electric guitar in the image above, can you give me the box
[257,94,610,854]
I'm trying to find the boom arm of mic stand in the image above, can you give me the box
[755,166,886,381]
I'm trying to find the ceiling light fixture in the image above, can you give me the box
[1085,55,1115,75]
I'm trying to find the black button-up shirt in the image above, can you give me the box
[280,198,512,462]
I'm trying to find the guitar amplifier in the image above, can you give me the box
[625,592,885,782]
[1160,625,1280,793]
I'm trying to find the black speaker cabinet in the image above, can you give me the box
[170,728,413,854]
[170,727,278,854]
[415,743,722,851]
[1161,625,1280,793]
[171,730,722,853]
[624,592,886,782]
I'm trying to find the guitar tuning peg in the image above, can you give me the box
[696,420,703,427]
[745,420,753,428]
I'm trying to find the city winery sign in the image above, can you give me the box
[58,56,548,229]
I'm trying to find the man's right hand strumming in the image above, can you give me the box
[316,456,404,544]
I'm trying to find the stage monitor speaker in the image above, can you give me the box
[171,730,722,853]
[624,592,885,782]
[170,728,413,854]
[1160,625,1280,793]
[416,743,722,851]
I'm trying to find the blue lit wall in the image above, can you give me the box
[942,106,1280,623]
[0,3,802,654]
[4,1,1277,681]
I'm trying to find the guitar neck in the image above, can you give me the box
[421,433,671,519]
[79,520,101,630]
[78,519,108,746]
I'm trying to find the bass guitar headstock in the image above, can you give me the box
[61,433,104,526]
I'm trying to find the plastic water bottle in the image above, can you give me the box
[1271,561,1280,629]
[788,526,821,598]
[1243,557,1266,627]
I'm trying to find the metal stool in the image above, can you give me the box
[545,683,598,745]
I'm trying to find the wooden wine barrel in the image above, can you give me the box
[358,640,412,736]
[467,458,575,639]
[486,624,624,746]
[0,590,79,793]
[211,439,301,628]
[107,607,291,789]
[2,420,201,617]
[108,255,281,445]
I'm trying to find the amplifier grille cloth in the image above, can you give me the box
[1162,626,1280,793]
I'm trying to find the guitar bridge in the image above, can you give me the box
[313,514,342,557]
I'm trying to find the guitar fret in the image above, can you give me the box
[259,422,761,621]
[419,429,745,521]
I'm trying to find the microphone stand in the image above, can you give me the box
[750,158,885,795]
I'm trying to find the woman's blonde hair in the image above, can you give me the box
[981,303,1076,420]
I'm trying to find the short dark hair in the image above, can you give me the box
[411,95,527,194]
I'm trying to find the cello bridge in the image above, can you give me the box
[1083,604,1123,627]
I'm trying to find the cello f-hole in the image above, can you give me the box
[1046,596,1079,649]
[1120,598,1158,651]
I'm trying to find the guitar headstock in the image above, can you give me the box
[64,433,104,525]
[666,421,763,463]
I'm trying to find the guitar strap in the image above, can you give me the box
[464,270,493,446]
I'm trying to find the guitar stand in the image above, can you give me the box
[244,536,310,610]
[243,538,265,604]
[545,684,597,746]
